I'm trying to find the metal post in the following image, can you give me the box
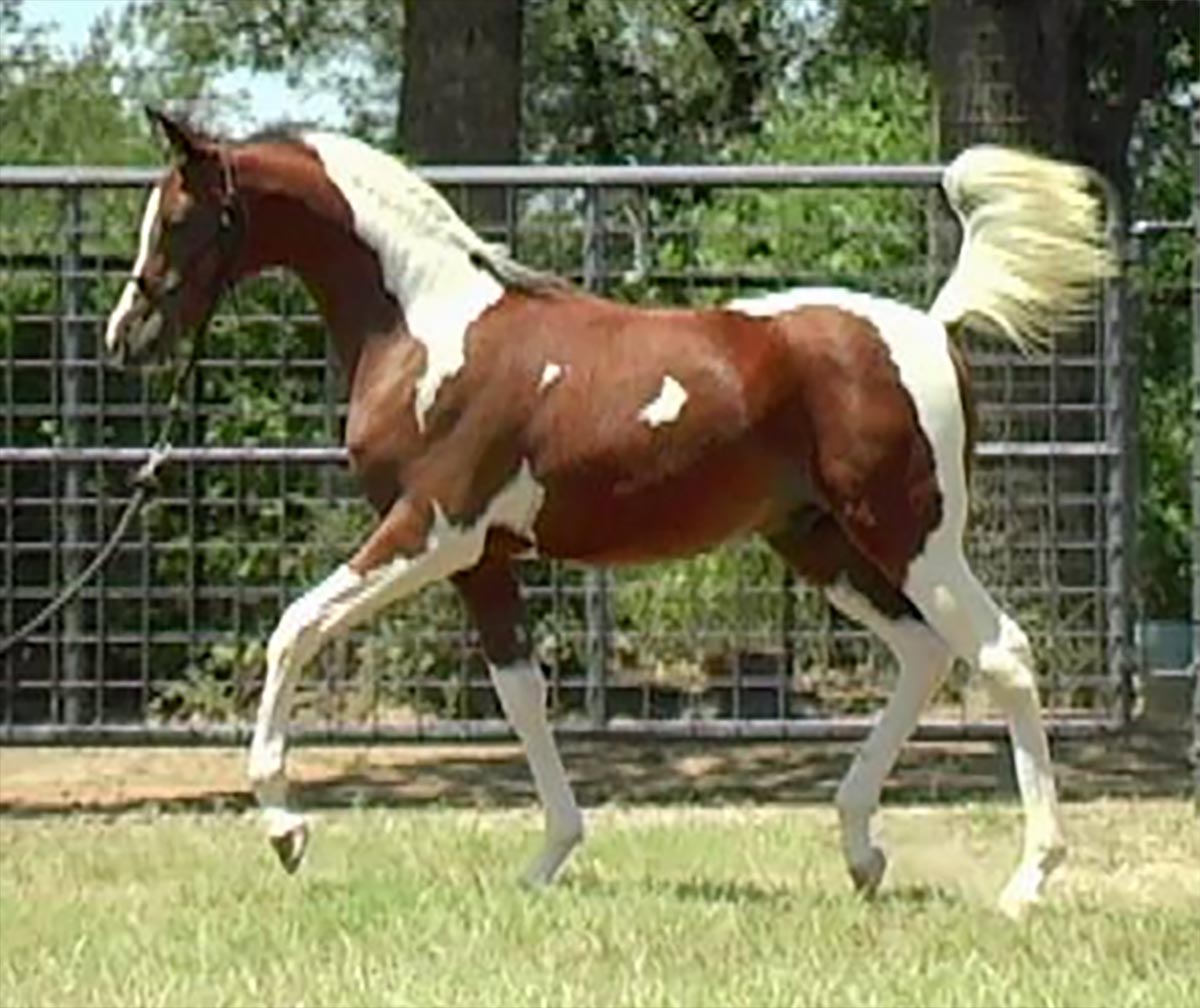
[1189,95,1199,806]
[779,567,796,718]
[1103,182,1134,727]
[61,188,87,725]
[582,185,609,728]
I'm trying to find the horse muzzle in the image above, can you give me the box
[106,304,177,370]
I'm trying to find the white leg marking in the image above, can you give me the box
[490,660,583,885]
[538,361,563,392]
[104,183,162,352]
[248,522,490,869]
[905,549,1066,916]
[248,452,549,872]
[638,374,688,427]
[248,563,362,859]
[303,132,505,430]
[827,583,953,895]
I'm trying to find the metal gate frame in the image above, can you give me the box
[0,160,1140,745]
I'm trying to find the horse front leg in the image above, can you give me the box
[248,496,485,872]
[452,550,583,885]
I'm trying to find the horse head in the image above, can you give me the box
[104,107,243,367]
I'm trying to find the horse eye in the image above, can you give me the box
[135,275,150,296]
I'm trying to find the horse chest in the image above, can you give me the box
[344,338,426,511]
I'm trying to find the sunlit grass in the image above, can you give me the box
[2,801,1197,1007]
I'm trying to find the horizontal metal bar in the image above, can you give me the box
[0,163,948,190]
[0,447,347,464]
[976,442,1115,457]
[1129,218,1195,236]
[0,441,1117,465]
[0,716,1116,747]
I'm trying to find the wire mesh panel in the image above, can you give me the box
[0,164,1127,742]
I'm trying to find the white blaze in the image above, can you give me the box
[638,375,688,427]
[303,132,505,429]
[104,183,162,352]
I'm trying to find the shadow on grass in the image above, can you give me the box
[1,729,1190,820]
[565,871,798,907]
[871,883,959,908]
[562,871,956,911]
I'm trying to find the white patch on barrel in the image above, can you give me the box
[638,375,688,428]
[104,183,162,352]
[539,362,563,392]
[303,132,504,429]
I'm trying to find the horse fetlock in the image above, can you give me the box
[547,806,584,847]
[997,841,1066,918]
[247,751,287,799]
[834,780,874,824]
[523,829,582,888]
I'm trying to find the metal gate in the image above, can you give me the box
[0,162,1132,743]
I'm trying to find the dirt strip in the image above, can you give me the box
[1,730,1190,815]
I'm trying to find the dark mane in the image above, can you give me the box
[469,249,575,297]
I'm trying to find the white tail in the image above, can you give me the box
[929,145,1117,352]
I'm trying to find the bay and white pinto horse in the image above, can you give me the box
[105,109,1113,916]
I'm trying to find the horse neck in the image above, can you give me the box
[236,164,406,380]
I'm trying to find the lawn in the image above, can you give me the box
[1,799,1197,1008]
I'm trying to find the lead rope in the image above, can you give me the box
[1,148,243,659]
[0,341,199,658]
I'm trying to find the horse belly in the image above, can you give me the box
[529,441,787,565]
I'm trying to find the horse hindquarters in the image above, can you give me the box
[764,295,1065,913]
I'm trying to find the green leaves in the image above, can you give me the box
[685,57,932,304]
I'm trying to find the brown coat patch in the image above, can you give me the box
[205,140,954,596]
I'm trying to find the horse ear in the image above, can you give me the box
[144,105,209,163]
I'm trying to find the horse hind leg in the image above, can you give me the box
[452,545,584,886]
[766,517,954,897]
[826,584,954,896]
[903,540,1067,917]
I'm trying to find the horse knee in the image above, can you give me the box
[979,614,1037,694]
[267,601,314,672]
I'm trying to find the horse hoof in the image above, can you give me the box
[849,846,887,896]
[997,888,1034,921]
[269,821,309,875]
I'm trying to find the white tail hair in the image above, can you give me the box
[929,145,1117,352]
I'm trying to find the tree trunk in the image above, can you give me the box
[400,0,522,232]
[929,0,1188,209]
[930,0,1083,157]
[928,0,1115,713]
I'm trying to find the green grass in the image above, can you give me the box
[2,801,1197,1007]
